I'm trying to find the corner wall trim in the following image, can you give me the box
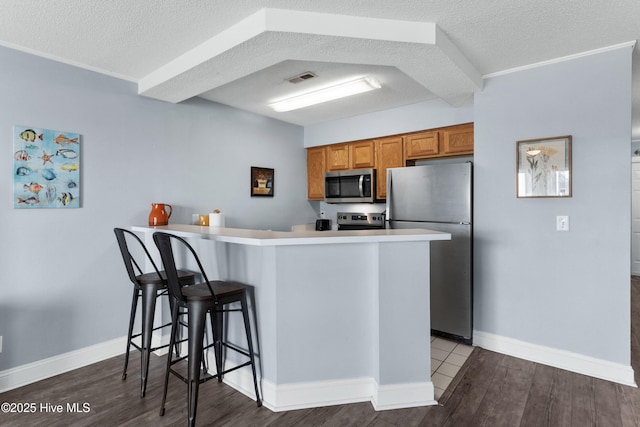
[473,330,637,387]
[483,40,636,79]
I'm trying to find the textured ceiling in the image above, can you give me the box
[0,0,639,133]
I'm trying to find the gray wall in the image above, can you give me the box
[304,46,633,365]
[0,46,314,370]
[0,40,632,375]
[474,46,632,364]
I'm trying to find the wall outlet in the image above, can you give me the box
[556,215,569,231]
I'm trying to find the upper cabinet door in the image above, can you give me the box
[404,131,440,160]
[375,136,404,199]
[442,123,474,155]
[350,140,376,169]
[307,146,326,200]
[326,144,350,171]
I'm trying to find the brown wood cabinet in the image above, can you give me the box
[375,136,404,199]
[326,144,350,171]
[350,140,376,169]
[404,131,440,160]
[442,123,474,155]
[306,123,473,200]
[306,146,326,200]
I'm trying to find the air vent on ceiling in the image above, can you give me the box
[287,71,317,84]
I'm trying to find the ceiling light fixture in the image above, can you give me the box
[269,76,381,112]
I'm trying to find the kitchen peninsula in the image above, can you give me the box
[131,224,450,411]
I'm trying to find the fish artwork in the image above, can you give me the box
[54,134,79,146]
[60,163,79,172]
[16,166,32,176]
[19,129,43,143]
[57,192,73,206]
[41,168,57,181]
[55,148,78,159]
[23,182,44,194]
[13,126,80,209]
[14,150,31,161]
[17,196,40,206]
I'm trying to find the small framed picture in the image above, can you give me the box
[251,166,274,197]
[516,136,572,198]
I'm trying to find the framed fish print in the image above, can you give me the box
[516,135,571,198]
[251,166,274,197]
[13,126,80,208]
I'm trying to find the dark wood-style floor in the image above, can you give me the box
[3,278,640,426]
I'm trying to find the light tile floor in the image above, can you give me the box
[430,336,474,400]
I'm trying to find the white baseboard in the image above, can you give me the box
[5,329,636,408]
[261,377,374,412]
[0,337,126,393]
[1,337,436,412]
[215,350,436,412]
[473,330,637,387]
[0,331,174,394]
[151,330,171,356]
[372,381,436,410]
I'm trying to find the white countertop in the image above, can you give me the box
[131,224,451,246]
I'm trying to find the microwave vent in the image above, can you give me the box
[287,71,317,84]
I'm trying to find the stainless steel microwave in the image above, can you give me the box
[324,168,375,203]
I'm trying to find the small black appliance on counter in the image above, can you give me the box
[315,219,331,231]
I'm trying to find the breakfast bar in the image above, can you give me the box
[131,224,451,412]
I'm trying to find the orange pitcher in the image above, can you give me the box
[148,203,172,226]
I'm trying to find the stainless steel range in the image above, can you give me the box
[336,212,385,230]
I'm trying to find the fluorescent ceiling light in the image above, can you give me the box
[269,76,381,112]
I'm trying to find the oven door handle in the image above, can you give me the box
[358,175,364,197]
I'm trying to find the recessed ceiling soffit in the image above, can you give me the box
[138,8,483,106]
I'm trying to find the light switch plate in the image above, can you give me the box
[556,215,569,231]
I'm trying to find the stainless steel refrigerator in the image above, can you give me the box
[386,162,472,344]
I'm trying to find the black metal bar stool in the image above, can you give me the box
[114,228,195,397]
[153,231,261,427]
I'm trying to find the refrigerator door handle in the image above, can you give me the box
[358,174,364,197]
[385,172,392,220]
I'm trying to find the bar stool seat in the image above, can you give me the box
[114,228,195,397]
[153,231,261,427]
